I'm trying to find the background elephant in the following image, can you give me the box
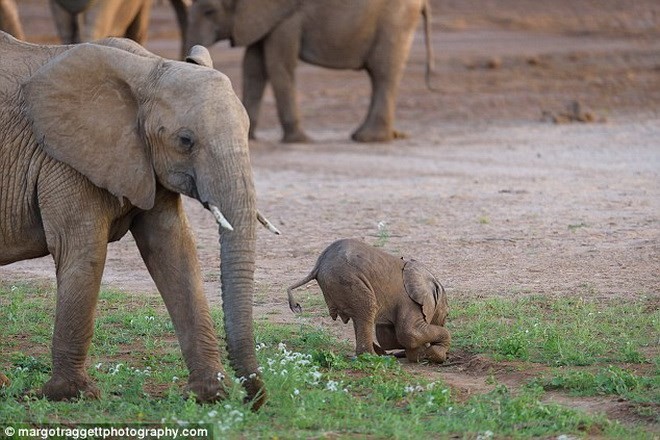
[0,32,272,409]
[51,0,190,56]
[287,239,451,362]
[0,0,24,39]
[186,0,435,143]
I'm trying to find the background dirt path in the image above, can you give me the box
[3,0,659,430]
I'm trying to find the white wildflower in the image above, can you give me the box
[325,380,339,392]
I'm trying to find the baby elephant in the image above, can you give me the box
[287,239,451,363]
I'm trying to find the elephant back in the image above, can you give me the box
[0,33,69,92]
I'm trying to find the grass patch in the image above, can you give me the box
[449,294,658,366]
[0,281,656,438]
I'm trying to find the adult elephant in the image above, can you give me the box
[50,0,190,55]
[0,0,24,39]
[186,0,435,143]
[0,32,277,409]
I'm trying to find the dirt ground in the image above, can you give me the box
[4,0,659,431]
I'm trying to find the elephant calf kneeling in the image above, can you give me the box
[287,238,451,363]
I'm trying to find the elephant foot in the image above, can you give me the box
[242,374,267,411]
[351,126,405,143]
[185,371,230,403]
[41,373,100,400]
[281,128,312,143]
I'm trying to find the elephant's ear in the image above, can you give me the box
[23,43,159,210]
[232,0,300,46]
[185,45,214,68]
[403,261,441,324]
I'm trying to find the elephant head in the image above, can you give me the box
[405,335,451,364]
[186,0,299,49]
[22,39,269,407]
[403,260,449,326]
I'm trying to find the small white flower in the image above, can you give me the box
[172,376,179,382]
[217,372,225,382]
[293,389,300,396]
[207,410,218,418]
[95,363,103,370]
[228,409,244,421]
[325,380,339,392]
[476,431,494,440]
[277,342,287,352]
[248,373,257,379]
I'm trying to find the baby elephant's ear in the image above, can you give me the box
[185,45,214,68]
[403,262,439,323]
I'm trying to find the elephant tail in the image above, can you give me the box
[422,0,439,92]
[286,269,318,314]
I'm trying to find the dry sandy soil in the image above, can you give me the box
[4,0,659,431]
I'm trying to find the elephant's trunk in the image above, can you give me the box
[205,141,266,410]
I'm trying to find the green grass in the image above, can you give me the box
[1,281,657,438]
[450,294,658,366]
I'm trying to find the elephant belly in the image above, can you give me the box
[299,5,377,69]
[0,231,48,265]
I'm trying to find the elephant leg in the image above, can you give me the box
[375,324,403,350]
[352,23,417,143]
[0,0,24,40]
[264,19,310,143]
[353,316,377,356]
[352,63,403,143]
[49,0,80,43]
[395,322,450,352]
[124,0,153,45]
[242,42,268,140]
[42,233,108,400]
[130,192,227,403]
[396,322,451,363]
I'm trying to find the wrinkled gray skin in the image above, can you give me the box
[51,0,190,56]
[0,0,24,39]
[0,33,265,409]
[186,0,434,143]
[288,239,451,362]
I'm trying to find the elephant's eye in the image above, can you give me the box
[178,131,195,151]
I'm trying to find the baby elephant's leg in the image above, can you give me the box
[321,277,378,356]
[353,313,378,356]
[396,322,451,363]
[375,324,402,350]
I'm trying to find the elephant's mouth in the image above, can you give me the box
[167,171,200,200]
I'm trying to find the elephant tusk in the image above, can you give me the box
[257,211,281,235]
[209,204,234,231]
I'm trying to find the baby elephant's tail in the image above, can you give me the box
[286,270,318,314]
